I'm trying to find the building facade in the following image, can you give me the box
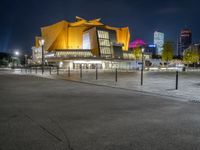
[32,16,136,69]
[183,43,200,63]
[154,31,164,55]
[146,44,157,56]
[178,28,192,56]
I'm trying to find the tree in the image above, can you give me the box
[162,42,174,62]
[0,58,9,66]
[183,50,192,67]
[191,50,199,64]
[183,47,199,67]
[133,47,142,60]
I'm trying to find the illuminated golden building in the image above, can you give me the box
[32,17,135,69]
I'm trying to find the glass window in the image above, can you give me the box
[100,47,111,55]
[98,30,109,39]
[99,39,110,46]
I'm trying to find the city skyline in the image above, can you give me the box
[1,0,200,54]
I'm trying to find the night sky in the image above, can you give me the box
[1,0,200,54]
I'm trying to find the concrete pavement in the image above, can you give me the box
[1,73,200,150]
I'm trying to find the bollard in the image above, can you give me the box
[176,71,179,90]
[57,66,59,75]
[36,67,37,74]
[30,67,32,74]
[115,68,118,82]
[96,64,98,80]
[80,64,82,79]
[141,66,144,86]
[42,66,44,74]
[21,67,22,73]
[25,67,27,74]
[68,67,70,77]
[49,67,51,75]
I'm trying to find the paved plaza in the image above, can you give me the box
[12,68,200,102]
[70,70,200,102]
[0,70,200,150]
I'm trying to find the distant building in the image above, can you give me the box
[129,39,146,49]
[129,40,154,60]
[154,31,164,55]
[183,43,200,60]
[0,52,11,67]
[146,44,157,56]
[178,28,192,56]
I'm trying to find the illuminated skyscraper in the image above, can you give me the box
[178,28,192,56]
[154,31,164,55]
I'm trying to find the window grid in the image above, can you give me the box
[99,39,110,46]
[98,30,109,39]
[97,30,111,57]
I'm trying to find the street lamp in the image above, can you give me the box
[15,51,20,56]
[13,50,20,68]
[24,54,28,67]
[39,38,45,74]
[141,47,145,86]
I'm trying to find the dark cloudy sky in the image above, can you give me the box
[0,0,200,54]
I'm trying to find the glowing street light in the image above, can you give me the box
[39,38,45,74]
[12,50,20,68]
[15,51,20,56]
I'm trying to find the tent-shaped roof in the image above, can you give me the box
[37,16,130,51]
[129,39,146,48]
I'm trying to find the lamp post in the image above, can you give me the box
[141,47,145,86]
[176,70,179,90]
[24,54,27,67]
[39,38,45,74]
[96,64,98,80]
[13,50,20,68]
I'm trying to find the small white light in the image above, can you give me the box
[59,62,64,68]
[15,51,19,56]
[141,48,145,53]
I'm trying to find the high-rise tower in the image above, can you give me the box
[178,28,192,56]
[154,31,164,55]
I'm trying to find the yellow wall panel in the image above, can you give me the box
[35,36,40,48]
[116,27,130,51]
[67,27,86,49]
[49,30,68,50]
[41,21,68,50]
